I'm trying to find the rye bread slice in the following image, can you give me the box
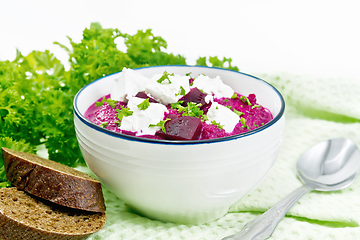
[2,147,106,213]
[0,187,106,240]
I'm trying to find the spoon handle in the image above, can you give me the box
[222,185,313,240]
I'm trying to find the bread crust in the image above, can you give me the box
[2,148,106,213]
[0,214,90,240]
[0,188,106,240]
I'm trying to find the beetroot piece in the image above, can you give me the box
[200,101,212,114]
[155,116,202,140]
[180,88,207,107]
[165,114,179,120]
[135,92,158,103]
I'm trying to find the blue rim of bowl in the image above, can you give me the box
[73,65,285,145]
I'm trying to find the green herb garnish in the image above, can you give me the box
[100,122,108,128]
[116,107,133,121]
[137,98,150,110]
[170,101,184,110]
[179,86,186,96]
[233,109,244,117]
[157,71,174,84]
[201,115,209,122]
[211,120,224,130]
[175,86,186,96]
[149,118,171,133]
[231,93,238,99]
[240,117,249,129]
[95,97,118,108]
[240,96,252,106]
[176,102,204,118]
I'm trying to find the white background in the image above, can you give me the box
[1,0,359,78]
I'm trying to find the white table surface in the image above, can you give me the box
[1,0,359,78]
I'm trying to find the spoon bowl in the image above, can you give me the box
[223,138,360,240]
[297,138,360,191]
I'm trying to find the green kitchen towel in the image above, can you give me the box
[80,72,360,240]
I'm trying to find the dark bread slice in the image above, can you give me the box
[2,147,106,213]
[0,187,106,240]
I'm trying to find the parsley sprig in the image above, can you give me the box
[240,96,252,106]
[149,118,171,133]
[157,71,174,84]
[174,102,203,118]
[175,86,186,96]
[211,120,224,130]
[100,122,108,128]
[137,98,150,110]
[95,97,118,108]
[116,107,133,123]
[240,117,249,129]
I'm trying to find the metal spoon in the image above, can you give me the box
[222,138,360,240]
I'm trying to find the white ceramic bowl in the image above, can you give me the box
[73,65,285,224]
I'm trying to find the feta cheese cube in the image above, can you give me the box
[145,74,190,105]
[192,75,234,98]
[120,97,168,135]
[111,67,149,102]
[206,102,239,133]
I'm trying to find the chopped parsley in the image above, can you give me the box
[231,93,238,99]
[116,107,133,121]
[211,120,224,130]
[170,101,184,110]
[149,118,171,133]
[201,114,209,122]
[233,109,244,117]
[157,71,174,84]
[252,105,261,109]
[175,86,186,96]
[240,96,252,106]
[240,117,249,129]
[100,122,108,128]
[137,98,150,110]
[224,99,229,102]
[176,102,204,118]
[95,97,118,108]
[171,101,208,121]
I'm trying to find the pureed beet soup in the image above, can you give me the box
[84,68,273,140]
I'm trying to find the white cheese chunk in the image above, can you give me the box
[120,97,168,135]
[145,74,190,105]
[192,75,234,99]
[111,67,149,102]
[206,102,239,133]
